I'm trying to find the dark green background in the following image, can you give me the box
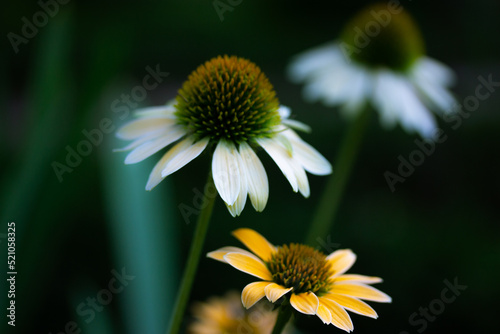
[1,0,499,333]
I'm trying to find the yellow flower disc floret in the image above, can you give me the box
[341,3,424,71]
[268,244,333,295]
[175,55,281,144]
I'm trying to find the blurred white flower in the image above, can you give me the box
[288,4,457,138]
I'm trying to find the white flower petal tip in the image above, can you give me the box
[283,119,312,133]
[160,137,209,178]
[256,137,299,192]
[212,140,242,206]
[285,130,332,176]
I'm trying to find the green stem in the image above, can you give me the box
[167,173,216,334]
[305,108,371,246]
[271,305,293,334]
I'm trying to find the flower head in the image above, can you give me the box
[208,228,391,332]
[188,291,292,334]
[116,55,331,216]
[288,3,457,138]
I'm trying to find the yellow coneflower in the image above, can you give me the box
[208,228,391,332]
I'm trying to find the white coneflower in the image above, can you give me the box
[288,3,457,138]
[116,55,331,216]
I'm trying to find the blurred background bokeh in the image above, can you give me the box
[1,0,499,333]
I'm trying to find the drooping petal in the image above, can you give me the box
[284,130,332,175]
[332,283,392,303]
[223,253,273,281]
[287,42,338,83]
[327,249,357,278]
[290,292,319,315]
[114,130,165,152]
[238,142,269,212]
[125,125,186,164]
[206,246,255,263]
[317,303,333,324]
[256,137,298,192]
[319,297,354,332]
[145,136,196,190]
[264,283,293,303]
[412,70,457,113]
[333,274,383,284]
[231,228,276,262]
[291,157,310,198]
[134,104,176,117]
[282,118,312,133]
[116,117,175,140]
[160,137,209,177]
[413,56,456,87]
[373,70,436,138]
[212,140,241,206]
[241,281,271,308]
[325,293,378,319]
[225,150,248,217]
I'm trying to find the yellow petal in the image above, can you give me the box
[264,283,293,303]
[232,228,277,262]
[325,293,378,318]
[206,246,254,263]
[326,249,357,278]
[242,281,271,308]
[319,297,353,332]
[290,292,319,315]
[223,252,273,281]
[316,303,332,324]
[332,283,392,303]
[334,274,383,284]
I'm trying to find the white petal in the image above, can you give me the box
[134,102,177,117]
[161,137,209,177]
[291,157,310,198]
[284,130,332,175]
[238,142,269,212]
[282,119,311,133]
[411,60,457,114]
[116,118,175,140]
[256,137,298,192]
[413,57,456,87]
[124,125,186,164]
[287,42,339,83]
[373,71,436,138]
[114,130,165,152]
[225,149,248,217]
[146,136,192,190]
[212,140,241,206]
[339,68,372,118]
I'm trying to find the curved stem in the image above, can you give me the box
[167,172,216,334]
[305,108,371,246]
[271,305,293,334]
